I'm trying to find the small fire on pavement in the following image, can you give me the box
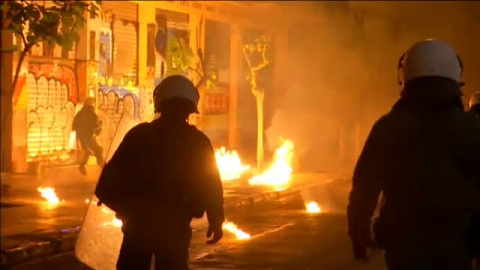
[215,147,250,181]
[85,198,90,204]
[223,221,251,240]
[305,201,322,214]
[37,187,62,205]
[248,140,295,190]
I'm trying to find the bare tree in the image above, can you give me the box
[239,33,270,169]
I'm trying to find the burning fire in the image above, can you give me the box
[223,221,251,240]
[37,187,61,205]
[248,140,294,190]
[305,201,322,214]
[85,198,90,204]
[215,147,250,181]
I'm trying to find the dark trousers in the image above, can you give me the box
[117,229,191,270]
[79,137,104,167]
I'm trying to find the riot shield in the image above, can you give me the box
[75,113,140,270]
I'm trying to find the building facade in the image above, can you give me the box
[6,1,294,172]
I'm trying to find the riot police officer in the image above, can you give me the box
[95,75,225,270]
[347,39,480,270]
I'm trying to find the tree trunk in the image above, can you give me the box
[254,90,264,169]
[1,43,29,172]
[11,47,29,99]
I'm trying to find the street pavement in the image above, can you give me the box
[8,181,388,270]
[1,165,346,268]
[1,166,99,251]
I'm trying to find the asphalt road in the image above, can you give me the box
[9,180,388,270]
[1,171,335,250]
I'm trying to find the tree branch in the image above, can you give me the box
[19,31,28,48]
[252,43,269,73]
[239,38,253,70]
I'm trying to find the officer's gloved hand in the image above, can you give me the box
[353,242,369,261]
[206,224,223,245]
[352,236,374,261]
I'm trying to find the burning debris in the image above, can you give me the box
[37,187,63,205]
[305,201,322,214]
[85,198,91,204]
[248,140,295,190]
[223,221,251,240]
[215,147,250,181]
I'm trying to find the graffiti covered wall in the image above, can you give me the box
[12,59,78,165]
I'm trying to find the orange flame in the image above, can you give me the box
[215,147,250,181]
[223,221,251,240]
[249,140,294,190]
[37,187,61,205]
[305,201,322,213]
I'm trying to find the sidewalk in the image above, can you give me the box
[1,168,349,267]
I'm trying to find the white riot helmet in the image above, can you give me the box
[469,91,480,109]
[398,39,464,87]
[153,75,199,113]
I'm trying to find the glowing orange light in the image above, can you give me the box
[223,221,251,240]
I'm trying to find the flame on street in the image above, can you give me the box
[223,221,251,240]
[85,198,90,204]
[305,201,322,213]
[215,147,250,181]
[248,140,294,190]
[37,187,61,205]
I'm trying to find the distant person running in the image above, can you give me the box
[72,97,104,175]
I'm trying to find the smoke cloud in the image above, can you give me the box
[265,1,480,174]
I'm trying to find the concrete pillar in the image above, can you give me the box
[137,2,152,87]
[187,11,203,128]
[228,25,240,148]
[0,28,13,172]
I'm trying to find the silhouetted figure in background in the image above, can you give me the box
[72,97,104,175]
[348,39,480,270]
[95,75,225,270]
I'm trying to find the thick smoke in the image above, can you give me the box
[265,1,480,174]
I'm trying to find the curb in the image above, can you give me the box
[1,228,81,268]
[224,178,334,210]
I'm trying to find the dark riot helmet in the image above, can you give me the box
[153,75,200,114]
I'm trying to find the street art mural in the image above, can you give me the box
[12,61,78,163]
[153,8,191,85]
[96,85,154,157]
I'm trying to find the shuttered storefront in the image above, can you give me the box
[101,1,139,85]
